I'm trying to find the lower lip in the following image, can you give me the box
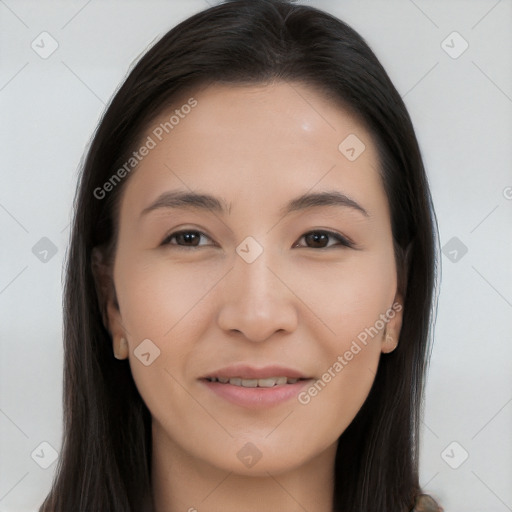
[200,379,313,409]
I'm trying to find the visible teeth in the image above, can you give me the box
[258,377,284,387]
[207,376,301,387]
[241,379,258,387]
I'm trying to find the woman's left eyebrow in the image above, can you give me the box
[139,189,369,219]
[281,190,369,217]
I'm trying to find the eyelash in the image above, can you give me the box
[161,229,356,250]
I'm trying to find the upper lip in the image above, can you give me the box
[201,364,309,380]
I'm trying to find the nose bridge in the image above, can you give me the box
[216,234,297,340]
[233,235,279,307]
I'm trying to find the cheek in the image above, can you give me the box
[113,252,227,402]
[284,247,397,346]
[113,256,212,429]
[290,255,396,444]
[292,346,378,462]
[115,251,224,340]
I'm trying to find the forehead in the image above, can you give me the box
[149,81,373,157]
[119,81,385,219]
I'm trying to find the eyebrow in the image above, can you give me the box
[140,189,369,218]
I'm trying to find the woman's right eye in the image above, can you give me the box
[161,230,213,248]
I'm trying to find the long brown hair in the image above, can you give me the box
[39,1,440,510]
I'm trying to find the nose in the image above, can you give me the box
[216,245,298,342]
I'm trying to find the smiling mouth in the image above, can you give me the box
[204,376,308,387]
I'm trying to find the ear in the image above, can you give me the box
[91,246,128,359]
[381,290,404,354]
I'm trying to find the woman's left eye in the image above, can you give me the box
[161,230,213,248]
[294,230,355,249]
[161,229,354,250]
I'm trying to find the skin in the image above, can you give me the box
[95,81,404,512]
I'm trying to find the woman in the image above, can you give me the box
[39,0,442,510]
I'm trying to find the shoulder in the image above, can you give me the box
[411,494,444,512]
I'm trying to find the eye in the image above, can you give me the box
[294,230,355,249]
[161,230,214,248]
[161,229,355,250]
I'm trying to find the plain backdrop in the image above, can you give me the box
[1,1,511,511]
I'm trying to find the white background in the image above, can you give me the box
[1,0,511,510]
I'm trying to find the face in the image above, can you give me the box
[98,81,403,477]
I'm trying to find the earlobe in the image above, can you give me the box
[381,291,404,354]
[113,337,129,360]
[382,332,399,354]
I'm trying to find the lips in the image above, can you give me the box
[201,364,309,381]
[199,364,312,407]
[205,376,302,387]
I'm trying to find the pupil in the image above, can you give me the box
[182,232,198,245]
[308,232,327,247]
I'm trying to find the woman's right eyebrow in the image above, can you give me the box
[139,189,370,219]
[140,190,229,218]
